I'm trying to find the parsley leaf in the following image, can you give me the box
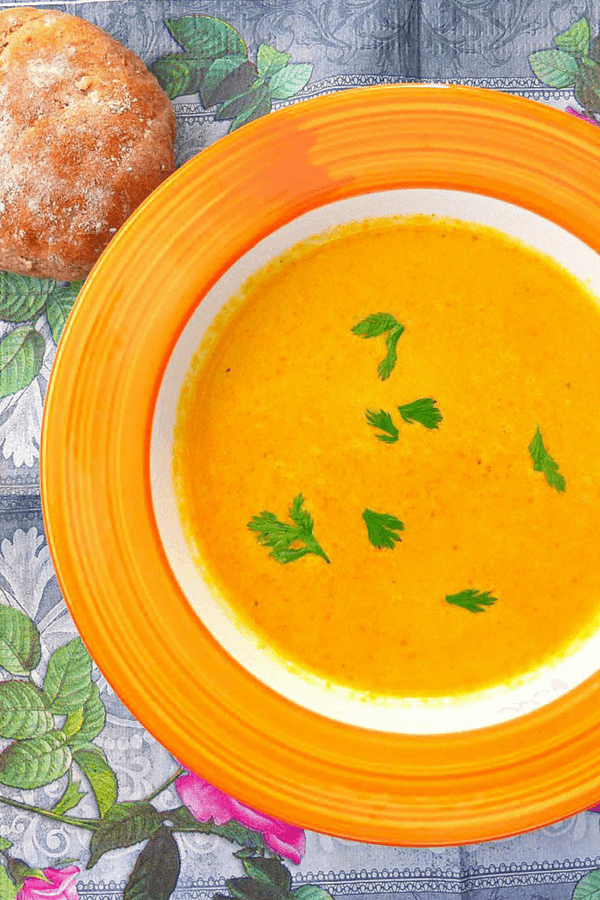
[365,408,399,443]
[398,397,443,429]
[528,426,566,492]
[377,323,405,381]
[351,312,398,338]
[248,494,330,564]
[351,313,405,381]
[362,508,405,549]
[446,589,497,613]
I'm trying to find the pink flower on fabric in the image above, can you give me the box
[176,772,306,864]
[17,867,80,900]
[589,801,600,812]
[566,105,597,125]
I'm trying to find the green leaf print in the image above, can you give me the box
[43,638,93,714]
[0,866,16,900]
[573,870,600,900]
[150,53,208,99]
[52,768,86,815]
[45,281,83,345]
[268,63,312,99]
[123,828,181,900]
[555,17,590,56]
[166,16,246,59]
[0,327,44,399]
[201,55,252,107]
[0,681,54,740]
[257,44,291,77]
[576,63,600,112]
[87,801,162,868]
[242,857,291,891]
[68,683,106,749]
[0,731,71,789]
[230,85,271,131]
[0,605,41,676]
[74,745,118,818]
[0,273,54,323]
[293,889,336,900]
[529,49,579,87]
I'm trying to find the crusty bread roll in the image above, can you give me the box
[0,7,176,281]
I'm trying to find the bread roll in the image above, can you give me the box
[0,7,176,281]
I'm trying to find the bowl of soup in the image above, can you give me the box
[41,84,600,844]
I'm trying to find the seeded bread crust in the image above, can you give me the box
[0,7,176,281]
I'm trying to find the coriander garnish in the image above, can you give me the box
[351,312,405,381]
[365,408,399,443]
[446,589,497,613]
[528,426,566,492]
[248,494,330,564]
[397,397,443,429]
[362,508,405,549]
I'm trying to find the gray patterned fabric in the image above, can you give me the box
[0,1,599,897]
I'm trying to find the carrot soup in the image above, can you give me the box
[173,216,600,699]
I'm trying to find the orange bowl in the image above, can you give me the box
[41,85,600,845]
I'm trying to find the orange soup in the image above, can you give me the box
[173,216,600,698]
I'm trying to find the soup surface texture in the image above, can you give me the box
[173,216,600,699]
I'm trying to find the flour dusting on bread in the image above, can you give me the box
[0,7,176,281]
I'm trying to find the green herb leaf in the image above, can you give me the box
[377,323,404,381]
[68,683,106,749]
[166,16,246,59]
[150,53,208,99]
[52,768,85,816]
[365,409,399,443]
[446,589,497,613]
[124,827,181,900]
[242,858,291,891]
[268,62,312,99]
[0,326,44,399]
[0,731,71,789]
[351,312,399,338]
[0,864,16,900]
[293,888,336,900]
[528,426,566,492]
[248,494,330,564]
[257,44,291,77]
[74,745,118,818]
[573,870,600,900]
[529,49,579,87]
[362,509,405,549]
[0,838,11,855]
[0,273,54,323]
[43,638,93,714]
[87,801,162,869]
[45,281,83,345]
[201,55,250,107]
[0,605,40,676]
[351,313,404,381]
[0,681,53,739]
[230,84,271,131]
[555,17,590,56]
[397,398,443,429]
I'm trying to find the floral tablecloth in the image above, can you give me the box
[1,1,600,898]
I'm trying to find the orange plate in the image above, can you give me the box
[41,86,600,845]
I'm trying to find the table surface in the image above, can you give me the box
[2,1,600,898]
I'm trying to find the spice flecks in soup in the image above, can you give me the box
[173,216,600,698]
